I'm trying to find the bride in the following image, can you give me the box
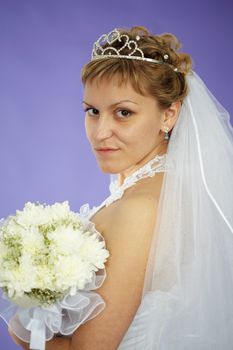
[9,25,233,349]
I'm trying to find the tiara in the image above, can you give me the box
[91,28,178,72]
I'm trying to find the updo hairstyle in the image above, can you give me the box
[81,25,193,136]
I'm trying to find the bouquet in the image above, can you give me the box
[0,201,109,350]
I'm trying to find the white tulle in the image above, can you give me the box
[0,210,107,350]
[116,70,233,349]
[0,268,106,350]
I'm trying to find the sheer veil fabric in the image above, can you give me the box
[111,71,233,349]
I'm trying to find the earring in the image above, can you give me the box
[163,126,170,140]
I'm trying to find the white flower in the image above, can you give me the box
[0,200,109,305]
[80,231,110,269]
[48,225,84,255]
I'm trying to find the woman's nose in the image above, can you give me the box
[95,115,114,140]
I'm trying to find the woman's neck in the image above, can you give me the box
[118,141,168,186]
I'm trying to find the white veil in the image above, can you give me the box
[110,70,233,349]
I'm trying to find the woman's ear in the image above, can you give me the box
[161,101,181,131]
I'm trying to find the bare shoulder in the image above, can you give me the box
[70,174,164,349]
[108,186,159,239]
[92,171,165,237]
[117,170,165,214]
[102,178,161,265]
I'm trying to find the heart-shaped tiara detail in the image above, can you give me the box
[91,28,178,72]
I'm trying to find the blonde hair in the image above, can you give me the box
[81,25,193,111]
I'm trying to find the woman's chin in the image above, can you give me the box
[97,162,121,174]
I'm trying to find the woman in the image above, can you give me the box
[9,26,233,349]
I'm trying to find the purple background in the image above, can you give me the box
[0,0,232,349]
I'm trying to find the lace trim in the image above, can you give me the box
[107,154,167,206]
[79,154,167,219]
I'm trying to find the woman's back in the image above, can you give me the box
[80,171,165,349]
[71,160,164,349]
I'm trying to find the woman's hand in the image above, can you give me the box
[8,326,30,349]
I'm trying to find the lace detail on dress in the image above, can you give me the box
[107,154,167,206]
[79,153,167,220]
[79,203,99,221]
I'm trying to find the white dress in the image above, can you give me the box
[79,154,167,349]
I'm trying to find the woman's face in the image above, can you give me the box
[82,75,168,179]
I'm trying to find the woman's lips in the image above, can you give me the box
[95,148,120,155]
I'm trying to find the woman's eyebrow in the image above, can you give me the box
[82,99,138,106]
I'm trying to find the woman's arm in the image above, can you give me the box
[10,193,158,350]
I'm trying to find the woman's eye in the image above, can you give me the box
[84,108,132,118]
[85,108,99,116]
[116,109,131,118]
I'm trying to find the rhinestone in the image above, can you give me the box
[91,29,178,71]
